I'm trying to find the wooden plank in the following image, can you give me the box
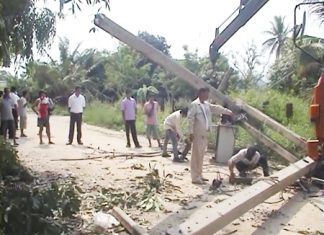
[112,207,149,235]
[167,157,316,235]
[93,14,300,162]
[241,122,298,163]
[239,101,307,149]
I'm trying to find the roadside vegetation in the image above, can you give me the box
[0,0,323,233]
[0,138,82,235]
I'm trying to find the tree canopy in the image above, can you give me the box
[0,0,109,67]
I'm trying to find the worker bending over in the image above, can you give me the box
[162,108,190,162]
[228,146,270,184]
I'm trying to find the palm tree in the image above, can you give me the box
[263,16,290,59]
[300,0,324,23]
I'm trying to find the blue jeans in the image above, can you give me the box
[162,129,179,159]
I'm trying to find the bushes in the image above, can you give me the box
[0,137,81,235]
[231,88,314,159]
[83,100,174,135]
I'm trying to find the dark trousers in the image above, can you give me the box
[68,113,82,143]
[236,155,269,176]
[12,109,18,130]
[125,120,140,147]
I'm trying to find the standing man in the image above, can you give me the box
[162,108,190,162]
[10,86,20,131]
[188,87,233,184]
[18,90,28,137]
[228,146,270,184]
[0,88,18,146]
[67,86,86,145]
[32,90,54,145]
[121,89,141,148]
[143,94,161,148]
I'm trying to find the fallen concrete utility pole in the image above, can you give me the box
[112,207,149,235]
[94,14,301,161]
[166,157,317,235]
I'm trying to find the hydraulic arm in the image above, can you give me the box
[209,0,270,65]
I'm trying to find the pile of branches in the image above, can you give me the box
[0,138,82,235]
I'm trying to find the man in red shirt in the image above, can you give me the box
[32,90,54,145]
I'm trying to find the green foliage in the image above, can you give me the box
[263,15,290,59]
[233,88,313,137]
[136,85,159,103]
[91,164,166,213]
[232,88,313,159]
[268,39,324,95]
[0,137,81,234]
[0,137,19,178]
[83,100,173,135]
[0,0,110,67]
[0,0,56,67]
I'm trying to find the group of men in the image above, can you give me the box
[121,87,270,184]
[0,85,270,185]
[0,87,28,146]
[0,86,86,146]
[0,84,270,185]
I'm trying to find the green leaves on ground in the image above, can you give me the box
[0,137,81,235]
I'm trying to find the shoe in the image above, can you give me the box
[201,177,209,181]
[135,145,142,148]
[181,156,189,161]
[192,180,206,185]
[126,144,131,148]
[49,141,55,144]
[78,142,83,145]
[162,153,171,158]
[66,142,72,145]
[20,134,27,137]
[173,157,185,163]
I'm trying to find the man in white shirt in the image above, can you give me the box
[162,108,189,162]
[228,146,270,184]
[10,87,20,130]
[67,86,86,145]
[188,87,233,184]
[18,90,28,137]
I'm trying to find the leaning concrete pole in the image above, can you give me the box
[94,14,304,160]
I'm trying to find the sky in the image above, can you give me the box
[44,0,323,63]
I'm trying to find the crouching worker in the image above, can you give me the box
[162,108,190,162]
[228,146,270,184]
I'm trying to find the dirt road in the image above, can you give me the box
[16,115,324,235]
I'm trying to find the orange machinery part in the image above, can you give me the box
[311,73,324,141]
[307,140,320,160]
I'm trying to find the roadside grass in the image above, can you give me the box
[232,88,313,139]
[232,88,313,160]
[83,100,176,136]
